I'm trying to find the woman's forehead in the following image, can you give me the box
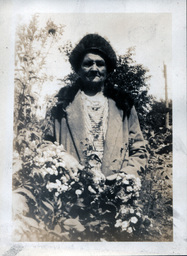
[82,53,106,62]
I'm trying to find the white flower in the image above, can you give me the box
[116,175,122,181]
[130,216,138,224]
[135,192,140,197]
[98,187,104,193]
[127,227,133,233]
[25,147,31,155]
[121,207,127,214]
[126,186,133,192]
[42,170,47,177]
[43,151,49,158]
[57,161,66,168]
[56,179,61,185]
[55,192,59,197]
[122,195,131,203]
[39,157,45,164]
[56,149,61,154]
[122,178,129,185]
[59,184,69,192]
[46,168,54,175]
[61,176,68,183]
[50,151,56,157]
[119,172,126,178]
[126,174,135,180]
[51,165,56,170]
[53,159,58,165]
[121,221,129,231]
[136,212,141,217]
[46,182,57,192]
[48,157,53,162]
[75,189,82,195]
[115,219,122,228]
[130,209,134,214]
[88,186,96,194]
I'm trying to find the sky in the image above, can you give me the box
[17,13,172,101]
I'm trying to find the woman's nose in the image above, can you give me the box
[90,63,98,71]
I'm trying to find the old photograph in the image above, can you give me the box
[12,13,173,242]
[0,1,187,255]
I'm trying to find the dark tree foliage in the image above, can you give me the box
[146,99,172,134]
[105,49,152,131]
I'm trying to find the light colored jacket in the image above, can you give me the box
[54,90,147,177]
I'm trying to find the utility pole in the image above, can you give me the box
[163,63,169,129]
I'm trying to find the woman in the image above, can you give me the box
[51,34,147,181]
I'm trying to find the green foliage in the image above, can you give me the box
[58,40,73,61]
[139,130,173,241]
[146,99,172,133]
[14,14,64,149]
[106,48,152,130]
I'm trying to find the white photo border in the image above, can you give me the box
[0,0,186,255]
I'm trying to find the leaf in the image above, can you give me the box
[75,223,85,232]
[21,215,39,229]
[41,200,54,212]
[64,218,80,227]
[54,224,61,234]
[12,192,30,216]
[63,218,85,232]
[87,220,100,226]
[12,159,22,174]
[75,199,85,208]
[14,187,36,203]
[104,202,117,212]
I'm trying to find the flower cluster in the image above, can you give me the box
[114,173,141,203]
[13,141,152,241]
[115,205,144,233]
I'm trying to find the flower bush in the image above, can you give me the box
[12,140,156,242]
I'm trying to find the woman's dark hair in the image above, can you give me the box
[69,34,117,73]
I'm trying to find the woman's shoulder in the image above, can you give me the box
[104,83,134,118]
[51,81,81,119]
[57,82,80,102]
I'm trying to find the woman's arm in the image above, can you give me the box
[121,106,147,178]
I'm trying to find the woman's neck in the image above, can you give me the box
[81,82,104,96]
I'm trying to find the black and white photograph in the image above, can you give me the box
[0,0,186,255]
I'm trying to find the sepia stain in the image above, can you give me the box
[128,24,157,44]
[2,245,23,256]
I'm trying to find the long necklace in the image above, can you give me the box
[81,91,108,160]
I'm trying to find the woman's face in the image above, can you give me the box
[78,53,107,88]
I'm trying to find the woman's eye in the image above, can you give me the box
[82,61,92,67]
[96,61,105,67]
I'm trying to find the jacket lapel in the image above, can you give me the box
[102,99,123,175]
[66,92,123,173]
[66,91,86,164]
